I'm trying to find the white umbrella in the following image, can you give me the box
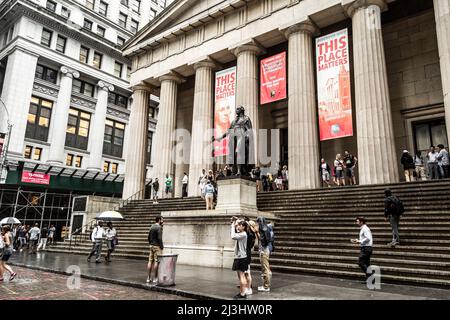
[0,217,21,225]
[94,211,124,221]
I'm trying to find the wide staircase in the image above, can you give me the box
[49,179,450,287]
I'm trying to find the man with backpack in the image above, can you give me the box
[256,216,274,292]
[384,189,404,247]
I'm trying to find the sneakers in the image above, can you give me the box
[257,286,270,292]
[95,260,101,263]
[233,293,247,300]
[9,273,17,281]
[245,288,253,295]
[146,278,151,283]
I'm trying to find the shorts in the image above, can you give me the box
[322,172,330,181]
[153,190,158,198]
[205,194,214,201]
[232,258,249,272]
[165,186,172,194]
[1,248,13,261]
[107,240,114,251]
[346,167,355,177]
[335,169,343,179]
[148,245,162,263]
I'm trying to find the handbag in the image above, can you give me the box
[113,237,119,247]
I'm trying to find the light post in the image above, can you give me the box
[0,98,12,184]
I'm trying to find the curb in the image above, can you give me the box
[9,261,226,300]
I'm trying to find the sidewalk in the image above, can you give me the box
[9,252,450,300]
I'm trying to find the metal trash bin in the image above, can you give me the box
[157,254,178,286]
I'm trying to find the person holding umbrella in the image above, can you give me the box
[105,222,118,262]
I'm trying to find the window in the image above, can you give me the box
[117,36,125,46]
[75,155,83,168]
[130,19,138,33]
[41,29,52,47]
[150,8,157,18]
[83,19,93,30]
[111,163,118,174]
[46,0,57,12]
[114,62,123,78]
[413,118,449,158]
[147,131,153,164]
[97,26,105,37]
[108,92,128,108]
[93,52,103,69]
[26,97,53,142]
[61,6,70,18]
[99,1,108,16]
[131,0,141,13]
[33,147,42,161]
[66,108,91,150]
[149,106,155,119]
[85,0,95,10]
[103,119,125,158]
[103,161,110,172]
[56,35,67,53]
[24,146,33,159]
[35,64,58,84]
[66,153,74,166]
[119,13,127,28]
[79,46,90,63]
[73,79,95,97]
[121,0,128,6]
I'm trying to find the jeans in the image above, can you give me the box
[428,162,439,180]
[358,246,373,277]
[389,215,400,243]
[88,240,103,261]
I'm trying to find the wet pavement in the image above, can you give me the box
[0,266,188,300]
[8,252,450,300]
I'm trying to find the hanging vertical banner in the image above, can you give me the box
[260,52,287,104]
[214,66,237,157]
[316,28,353,141]
[0,133,5,156]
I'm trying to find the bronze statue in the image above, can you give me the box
[214,106,254,176]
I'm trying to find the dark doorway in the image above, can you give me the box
[413,118,448,157]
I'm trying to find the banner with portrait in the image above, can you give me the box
[316,28,353,141]
[214,66,236,157]
[260,52,287,104]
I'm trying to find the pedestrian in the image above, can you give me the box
[231,217,248,299]
[198,169,207,198]
[253,166,262,192]
[203,180,216,210]
[282,165,288,190]
[384,189,404,247]
[0,226,17,282]
[182,172,189,198]
[414,151,427,181]
[37,225,48,251]
[28,223,40,254]
[105,222,117,262]
[224,165,232,176]
[343,151,358,185]
[437,144,450,179]
[275,175,283,190]
[164,174,173,198]
[47,224,56,245]
[320,158,332,187]
[351,217,373,282]
[152,178,159,204]
[256,216,272,292]
[87,221,105,263]
[267,173,274,191]
[401,150,415,182]
[334,154,345,186]
[427,146,439,180]
[262,175,269,192]
[244,220,257,295]
[17,224,27,252]
[12,225,19,251]
[147,216,164,285]
[207,169,215,183]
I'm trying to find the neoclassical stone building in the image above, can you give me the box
[122,0,450,199]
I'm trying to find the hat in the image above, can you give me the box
[403,150,408,153]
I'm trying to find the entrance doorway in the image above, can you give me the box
[413,118,448,156]
[280,128,288,167]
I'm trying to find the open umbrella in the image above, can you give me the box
[94,211,124,221]
[0,217,21,225]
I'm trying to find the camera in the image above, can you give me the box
[230,216,238,223]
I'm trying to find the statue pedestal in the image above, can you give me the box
[161,177,277,268]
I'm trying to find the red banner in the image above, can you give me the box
[316,29,353,141]
[214,67,236,157]
[260,52,287,104]
[21,171,50,185]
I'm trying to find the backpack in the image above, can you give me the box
[260,224,274,250]
[390,196,405,215]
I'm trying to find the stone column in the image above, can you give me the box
[188,59,216,197]
[47,66,80,165]
[152,73,182,198]
[87,81,114,171]
[122,83,152,200]
[0,48,39,159]
[347,0,399,184]
[434,0,450,144]
[285,21,320,189]
[233,42,264,166]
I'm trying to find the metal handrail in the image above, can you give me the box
[113,180,152,211]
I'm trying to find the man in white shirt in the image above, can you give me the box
[28,223,40,254]
[437,144,450,179]
[87,221,105,263]
[182,172,189,198]
[351,217,373,282]
[427,146,439,180]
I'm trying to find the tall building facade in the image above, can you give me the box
[0,0,170,195]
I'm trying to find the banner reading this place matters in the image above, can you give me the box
[316,29,353,141]
[260,52,286,104]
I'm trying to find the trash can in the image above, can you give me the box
[157,254,178,286]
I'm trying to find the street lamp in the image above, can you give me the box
[0,98,13,184]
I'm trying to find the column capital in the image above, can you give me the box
[97,80,114,92]
[345,0,387,18]
[159,71,184,84]
[60,66,80,79]
[284,19,319,38]
[190,57,220,71]
[230,39,266,57]
[131,82,154,93]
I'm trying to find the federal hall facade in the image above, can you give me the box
[122,0,450,199]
